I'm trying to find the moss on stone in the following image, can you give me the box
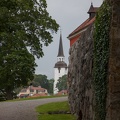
[93,1,111,120]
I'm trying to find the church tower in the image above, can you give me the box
[54,33,67,94]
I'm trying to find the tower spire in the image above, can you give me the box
[87,2,97,19]
[57,31,64,57]
[54,30,67,94]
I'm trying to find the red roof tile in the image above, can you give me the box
[27,86,46,91]
[68,17,95,38]
[31,86,46,90]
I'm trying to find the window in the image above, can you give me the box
[36,90,38,94]
[58,67,61,73]
[30,89,34,92]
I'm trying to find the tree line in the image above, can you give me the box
[22,74,67,95]
[0,73,67,101]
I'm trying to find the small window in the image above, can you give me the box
[36,90,38,94]
[30,89,34,92]
[58,67,61,73]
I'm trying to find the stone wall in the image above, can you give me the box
[68,24,94,120]
[106,0,120,120]
[68,1,120,120]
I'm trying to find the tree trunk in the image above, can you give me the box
[5,87,13,100]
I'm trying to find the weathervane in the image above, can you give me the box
[91,1,93,5]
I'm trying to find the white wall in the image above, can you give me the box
[54,67,67,94]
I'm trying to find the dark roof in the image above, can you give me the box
[54,61,67,68]
[88,3,99,13]
[57,33,64,57]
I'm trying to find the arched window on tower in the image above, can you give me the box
[58,67,61,73]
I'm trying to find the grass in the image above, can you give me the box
[38,114,76,120]
[36,101,76,120]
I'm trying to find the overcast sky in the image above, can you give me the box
[35,0,103,79]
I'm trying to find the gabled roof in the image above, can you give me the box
[57,33,64,57]
[87,3,99,13]
[30,86,46,90]
[68,17,95,39]
[68,3,99,40]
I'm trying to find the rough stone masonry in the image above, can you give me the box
[68,0,120,119]
[106,0,120,120]
[68,24,94,120]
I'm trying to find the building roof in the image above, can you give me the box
[68,17,95,39]
[57,33,64,57]
[87,3,99,13]
[56,90,68,95]
[54,61,67,68]
[68,3,99,40]
[29,86,46,91]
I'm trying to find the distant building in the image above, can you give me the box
[54,33,68,94]
[67,3,99,46]
[56,90,68,96]
[18,86,48,98]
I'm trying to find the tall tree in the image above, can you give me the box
[0,0,59,100]
[33,74,49,89]
[48,79,54,94]
[32,75,54,94]
[0,48,36,99]
[56,75,67,92]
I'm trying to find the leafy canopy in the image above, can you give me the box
[32,74,54,94]
[56,75,67,92]
[0,0,59,58]
[0,0,59,99]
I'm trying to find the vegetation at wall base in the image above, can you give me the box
[93,1,111,120]
[36,101,76,120]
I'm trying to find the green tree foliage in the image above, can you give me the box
[0,0,59,58]
[0,48,36,100]
[56,75,67,92]
[93,1,111,120]
[0,0,59,100]
[48,79,54,94]
[33,74,49,89]
[32,74,54,94]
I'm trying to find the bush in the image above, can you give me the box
[0,90,6,101]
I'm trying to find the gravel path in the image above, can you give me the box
[0,96,68,120]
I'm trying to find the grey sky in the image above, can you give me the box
[35,0,103,79]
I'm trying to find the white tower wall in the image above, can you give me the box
[54,67,67,94]
[53,33,68,94]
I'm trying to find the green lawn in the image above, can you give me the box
[36,101,76,120]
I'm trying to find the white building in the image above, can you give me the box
[54,33,68,94]
[18,86,48,98]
